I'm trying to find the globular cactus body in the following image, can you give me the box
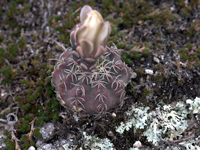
[52,5,133,115]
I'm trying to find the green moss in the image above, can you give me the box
[51,99,60,108]
[121,52,133,65]
[43,98,60,121]
[142,49,152,56]
[31,60,38,67]
[21,135,28,143]
[11,27,21,37]
[0,8,2,16]
[143,88,152,96]
[125,45,133,51]
[36,105,43,116]
[9,43,18,56]
[35,55,40,60]
[16,0,24,4]
[48,16,61,25]
[20,135,35,150]
[39,70,46,76]
[116,31,124,37]
[3,130,9,136]
[43,113,52,122]
[3,135,15,150]
[36,86,43,93]
[51,112,59,121]
[0,34,4,42]
[18,70,23,74]
[21,103,31,111]
[24,114,34,122]
[184,26,195,37]
[121,52,127,60]
[40,63,47,69]
[20,4,31,14]
[20,62,28,69]
[117,42,125,49]
[34,128,42,137]
[179,49,189,61]
[27,95,34,102]
[115,18,124,26]
[0,48,6,65]
[110,25,118,36]
[17,120,30,134]
[45,90,53,98]
[21,79,29,86]
[1,65,13,84]
[18,37,26,48]
[124,58,132,65]
[9,1,17,13]
[129,51,142,59]
[27,89,34,95]
[145,42,152,48]
[35,117,44,126]
[135,68,144,75]
[178,78,184,85]
[15,96,21,102]
[45,77,52,85]
[181,6,192,17]
[132,82,137,86]
[157,75,163,82]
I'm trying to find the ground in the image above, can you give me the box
[0,0,200,150]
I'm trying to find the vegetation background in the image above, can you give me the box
[0,0,200,149]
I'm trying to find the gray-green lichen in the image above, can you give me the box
[63,131,114,150]
[186,97,200,114]
[116,97,200,147]
[81,132,114,150]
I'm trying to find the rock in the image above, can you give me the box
[38,143,56,150]
[40,123,55,141]
[145,69,154,75]
[153,57,160,63]
[28,146,36,150]
[133,141,142,148]
[36,140,43,148]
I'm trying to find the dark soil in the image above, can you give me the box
[0,0,200,149]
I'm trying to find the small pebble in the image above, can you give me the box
[57,11,61,15]
[111,112,116,118]
[133,141,142,148]
[153,57,160,63]
[145,69,153,75]
[28,146,36,150]
[107,131,114,137]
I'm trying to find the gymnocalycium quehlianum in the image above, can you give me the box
[52,5,133,115]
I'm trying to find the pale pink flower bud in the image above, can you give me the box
[76,5,111,61]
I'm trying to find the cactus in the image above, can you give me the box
[52,5,133,115]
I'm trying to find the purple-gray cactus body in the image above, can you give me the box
[52,5,133,115]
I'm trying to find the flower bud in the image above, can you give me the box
[76,5,111,61]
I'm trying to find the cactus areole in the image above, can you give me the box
[52,5,133,115]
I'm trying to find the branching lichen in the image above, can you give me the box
[81,132,114,150]
[63,132,114,150]
[116,97,200,147]
[186,97,200,114]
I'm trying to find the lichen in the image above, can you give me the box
[116,97,200,146]
[186,97,200,114]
